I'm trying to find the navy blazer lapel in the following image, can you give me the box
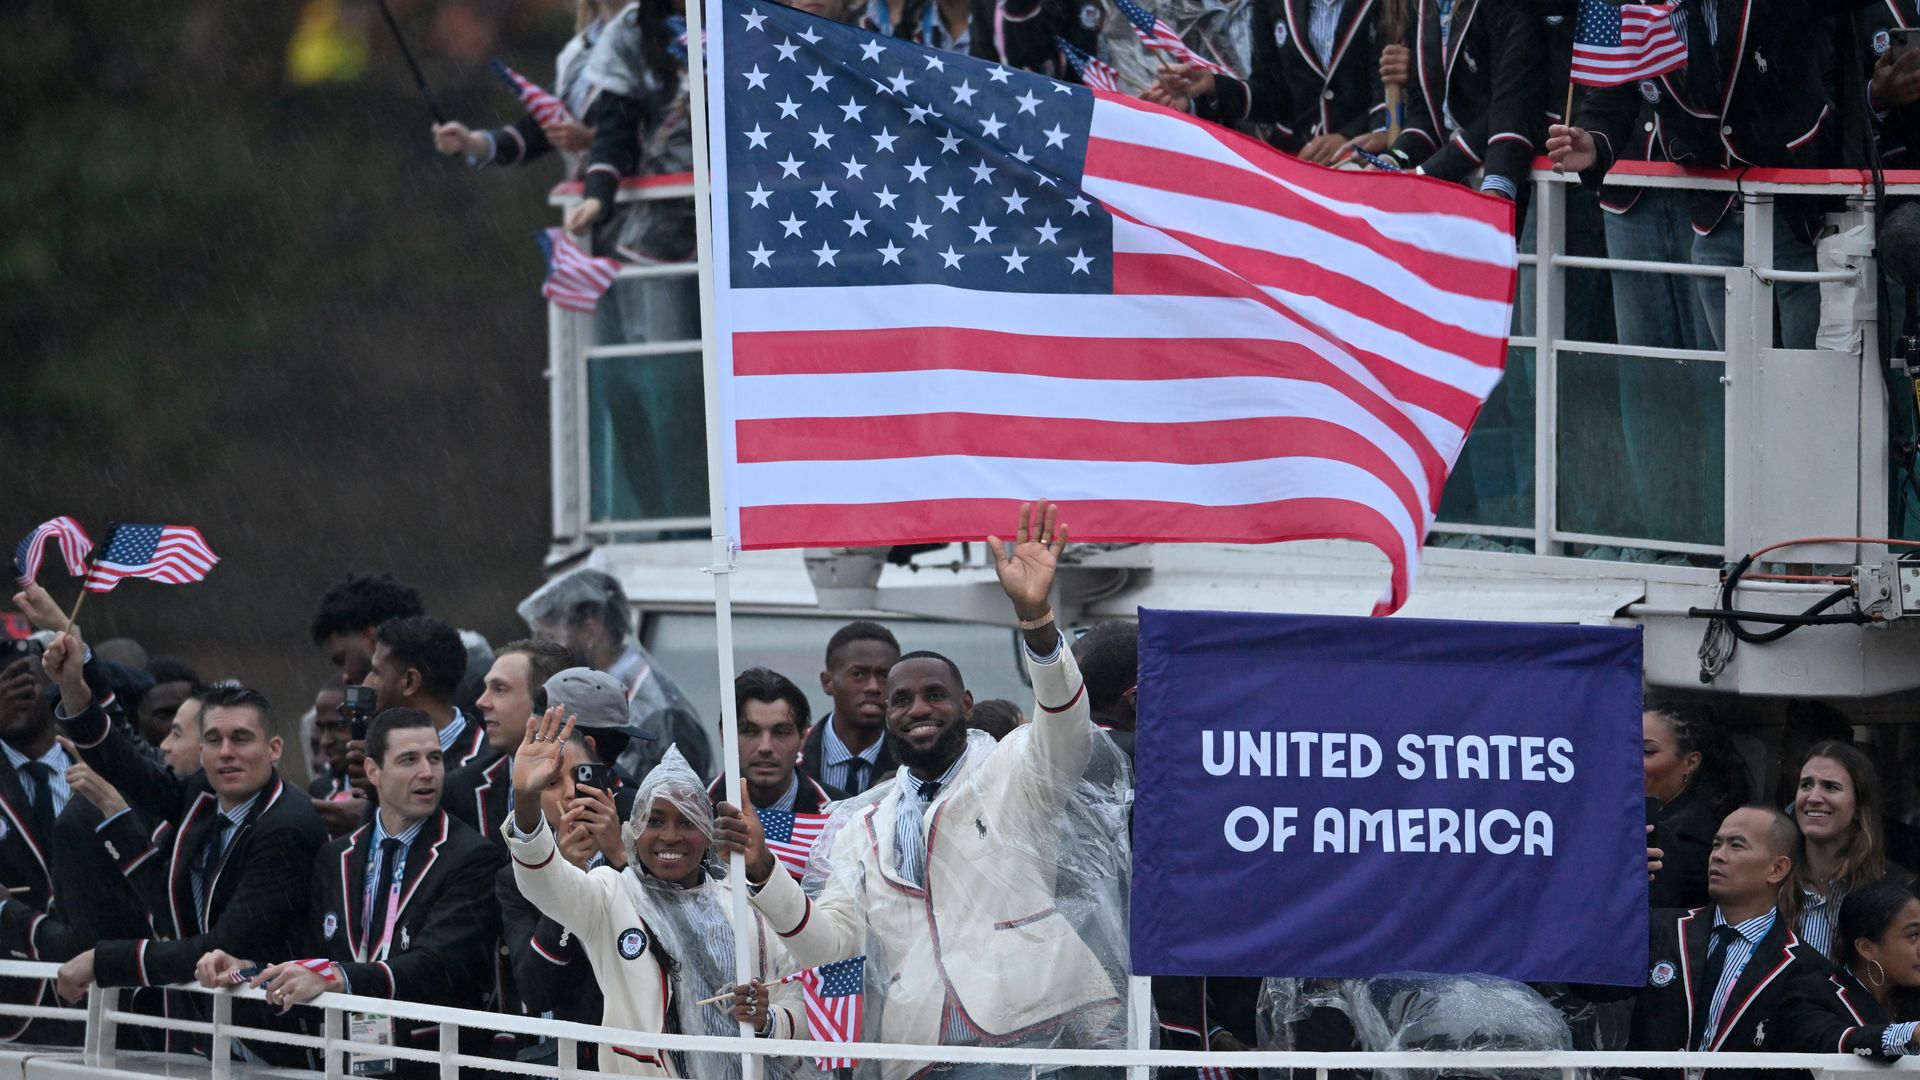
[338,825,371,961]
[1285,0,1323,77]
[1677,909,1707,1043]
[392,812,450,925]
[169,793,218,937]
[202,776,284,918]
[1324,0,1375,78]
[0,766,50,884]
[1708,916,1795,1050]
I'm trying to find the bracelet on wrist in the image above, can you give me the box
[1017,608,1054,631]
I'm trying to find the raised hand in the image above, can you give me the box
[1545,124,1597,175]
[986,500,1067,623]
[41,631,89,713]
[11,583,69,634]
[61,737,127,818]
[511,706,576,834]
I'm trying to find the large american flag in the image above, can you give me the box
[1570,0,1686,86]
[82,524,219,593]
[14,517,91,585]
[757,807,830,877]
[537,228,621,312]
[799,956,865,1070]
[709,0,1514,613]
[489,59,573,127]
[1112,0,1230,76]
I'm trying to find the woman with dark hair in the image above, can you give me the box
[1797,741,1912,959]
[1643,699,1750,909]
[1835,881,1920,1024]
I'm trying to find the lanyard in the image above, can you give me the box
[361,840,410,962]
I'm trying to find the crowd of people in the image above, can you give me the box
[2,501,1920,1079]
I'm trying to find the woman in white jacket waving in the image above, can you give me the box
[507,715,808,1077]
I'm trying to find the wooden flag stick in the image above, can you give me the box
[1563,81,1576,131]
[64,583,89,634]
[694,971,802,1008]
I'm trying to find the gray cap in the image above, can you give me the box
[543,667,630,731]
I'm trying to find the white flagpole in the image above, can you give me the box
[682,0,761,1073]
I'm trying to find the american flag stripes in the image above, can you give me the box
[757,808,830,877]
[82,524,219,593]
[1055,36,1121,93]
[1570,0,1686,86]
[13,517,91,585]
[710,0,1515,613]
[489,59,573,127]
[1112,0,1230,76]
[799,956,865,1070]
[537,228,622,312]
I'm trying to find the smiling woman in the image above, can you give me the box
[1794,741,1912,960]
[507,710,812,1077]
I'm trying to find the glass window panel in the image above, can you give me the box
[1555,350,1723,548]
[588,351,709,524]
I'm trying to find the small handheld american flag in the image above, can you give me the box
[1112,0,1229,76]
[488,59,574,127]
[1570,0,1686,87]
[800,957,865,1070]
[1055,36,1121,93]
[82,524,218,594]
[14,517,92,586]
[537,228,622,313]
[757,808,831,877]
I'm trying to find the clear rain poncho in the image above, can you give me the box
[798,724,1135,1080]
[1256,974,1579,1080]
[621,746,804,1080]
[517,570,710,781]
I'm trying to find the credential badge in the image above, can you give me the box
[1876,29,1893,55]
[1079,2,1101,28]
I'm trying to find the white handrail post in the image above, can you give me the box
[324,1006,346,1080]
[558,1037,578,1079]
[440,1021,459,1080]
[83,984,113,1065]
[1126,975,1151,1080]
[210,989,233,1080]
[1532,173,1567,557]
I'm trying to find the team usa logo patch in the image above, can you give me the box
[1649,960,1675,987]
[618,927,648,960]
[1639,79,1661,103]
[323,912,339,941]
[1876,29,1893,54]
[1079,2,1100,28]
[1273,20,1288,48]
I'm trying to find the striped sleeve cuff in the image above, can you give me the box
[1885,1023,1917,1057]
[1479,174,1517,201]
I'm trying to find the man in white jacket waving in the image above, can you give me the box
[718,500,1131,1079]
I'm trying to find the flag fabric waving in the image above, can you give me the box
[1055,36,1121,93]
[82,525,219,593]
[537,228,621,312]
[709,0,1516,613]
[14,517,92,585]
[756,807,831,877]
[489,59,573,126]
[1570,0,1686,86]
[800,956,866,1069]
[1111,0,1230,76]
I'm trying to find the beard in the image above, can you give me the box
[887,716,969,773]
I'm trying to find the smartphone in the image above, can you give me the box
[339,685,378,742]
[573,762,614,793]
[1645,795,1663,862]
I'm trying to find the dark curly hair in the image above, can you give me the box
[309,573,424,646]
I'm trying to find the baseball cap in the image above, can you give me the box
[542,667,631,732]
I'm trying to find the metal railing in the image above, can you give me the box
[3,961,1919,1079]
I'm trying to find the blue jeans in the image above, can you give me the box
[1603,191,1724,544]
[1688,204,1819,350]
[1602,191,1716,352]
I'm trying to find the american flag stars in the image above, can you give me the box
[722,0,1111,292]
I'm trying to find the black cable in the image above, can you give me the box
[1707,550,1863,644]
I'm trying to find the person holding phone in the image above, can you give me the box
[1643,699,1750,910]
[507,725,810,1077]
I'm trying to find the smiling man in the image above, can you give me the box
[42,634,325,1061]
[802,622,901,797]
[198,708,504,1076]
[718,502,1132,1079]
[443,639,577,841]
